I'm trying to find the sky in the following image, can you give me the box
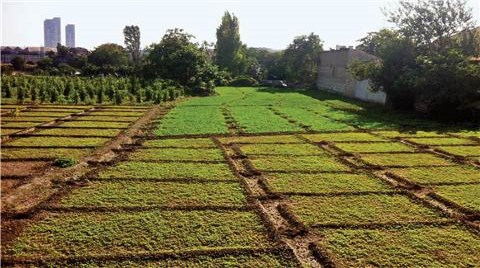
[2,0,479,50]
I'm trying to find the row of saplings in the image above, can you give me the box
[1,75,184,105]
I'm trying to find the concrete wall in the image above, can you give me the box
[317,49,386,104]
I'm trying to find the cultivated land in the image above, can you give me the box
[2,87,479,267]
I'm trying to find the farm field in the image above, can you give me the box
[2,87,480,267]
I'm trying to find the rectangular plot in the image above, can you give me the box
[1,148,92,160]
[434,184,480,212]
[143,138,216,148]
[275,107,354,131]
[128,148,225,161]
[5,210,272,258]
[229,106,303,133]
[320,225,480,267]
[289,194,445,226]
[250,155,349,172]
[219,135,303,144]
[303,132,386,142]
[264,172,393,194]
[88,111,145,116]
[452,131,480,139]
[0,128,21,136]
[19,112,74,117]
[360,153,453,167]
[406,137,476,145]
[27,109,85,113]
[335,142,414,153]
[388,166,480,185]
[32,128,121,137]
[98,161,236,180]
[434,145,480,157]
[59,121,130,128]
[74,116,138,122]
[1,122,40,128]
[1,116,58,122]
[372,130,450,138]
[59,181,246,208]
[4,137,109,147]
[155,106,228,136]
[239,143,325,156]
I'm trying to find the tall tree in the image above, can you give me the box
[215,11,248,76]
[123,25,141,64]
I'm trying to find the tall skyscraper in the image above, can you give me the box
[44,17,61,48]
[66,24,75,48]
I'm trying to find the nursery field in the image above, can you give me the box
[2,87,480,267]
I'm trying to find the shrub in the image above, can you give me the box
[229,76,258,87]
[53,157,77,168]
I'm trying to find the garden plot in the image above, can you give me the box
[452,130,480,139]
[1,128,23,136]
[274,107,354,131]
[5,210,273,259]
[57,181,247,208]
[155,106,228,135]
[98,161,236,181]
[372,130,451,138]
[143,138,216,148]
[404,137,476,146]
[359,153,454,167]
[288,194,446,226]
[317,224,480,267]
[249,155,350,172]
[128,147,225,162]
[334,142,415,153]
[219,135,303,145]
[433,145,480,157]
[387,166,480,185]
[263,172,394,194]
[3,136,109,147]
[432,184,480,212]
[1,122,45,128]
[1,147,93,160]
[1,161,49,177]
[302,132,387,142]
[56,121,131,128]
[228,106,303,133]
[84,111,145,117]
[72,116,140,122]
[17,112,77,117]
[238,143,325,156]
[1,116,59,122]
[29,128,122,137]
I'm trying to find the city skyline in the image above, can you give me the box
[3,0,480,50]
[43,17,61,48]
[66,24,75,48]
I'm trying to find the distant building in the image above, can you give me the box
[317,48,386,104]
[44,17,61,48]
[66,24,75,48]
[1,46,57,64]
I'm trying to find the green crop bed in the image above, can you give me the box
[1,122,41,128]
[4,136,109,147]
[239,143,325,156]
[5,210,272,258]
[1,116,58,122]
[19,112,74,117]
[372,130,450,138]
[75,116,138,122]
[319,225,480,267]
[249,155,350,172]
[289,194,445,226]
[32,128,121,137]
[452,130,480,139]
[155,106,228,135]
[405,137,476,145]
[59,121,130,128]
[433,184,480,212]
[0,128,21,136]
[98,161,236,180]
[263,172,393,194]
[219,135,303,144]
[228,106,303,133]
[143,138,216,148]
[87,111,145,116]
[434,145,480,156]
[334,142,415,153]
[303,132,386,142]
[128,148,225,161]
[387,166,480,185]
[58,181,246,208]
[275,107,354,131]
[27,109,85,113]
[359,153,454,167]
[1,148,92,160]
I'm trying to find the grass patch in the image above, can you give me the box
[4,137,109,147]
[303,132,386,142]
[433,184,480,212]
[434,145,480,156]
[219,135,303,144]
[250,155,350,172]
[6,210,272,258]
[59,121,130,128]
[32,128,121,137]
[128,148,225,161]
[229,106,303,133]
[98,161,236,180]
[155,106,228,136]
[360,153,453,167]
[289,194,445,226]
[264,172,393,194]
[0,148,92,160]
[143,138,216,148]
[388,166,480,185]
[320,225,480,267]
[59,181,246,208]
[239,143,325,156]
[405,137,476,145]
[334,142,415,153]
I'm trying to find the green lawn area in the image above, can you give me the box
[433,184,480,212]
[319,225,480,267]
[289,194,446,226]
[387,166,480,185]
[128,148,225,161]
[249,155,350,172]
[58,181,246,208]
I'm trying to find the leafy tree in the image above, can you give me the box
[30,87,37,103]
[11,56,25,71]
[215,11,248,76]
[282,33,323,86]
[71,89,80,104]
[96,87,104,104]
[88,43,129,74]
[356,29,401,56]
[114,90,123,105]
[123,25,141,64]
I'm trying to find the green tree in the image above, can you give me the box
[215,11,248,76]
[356,29,401,56]
[88,43,129,74]
[10,56,25,71]
[123,25,141,64]
[30,87,37,103]
[114,90,123,105]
